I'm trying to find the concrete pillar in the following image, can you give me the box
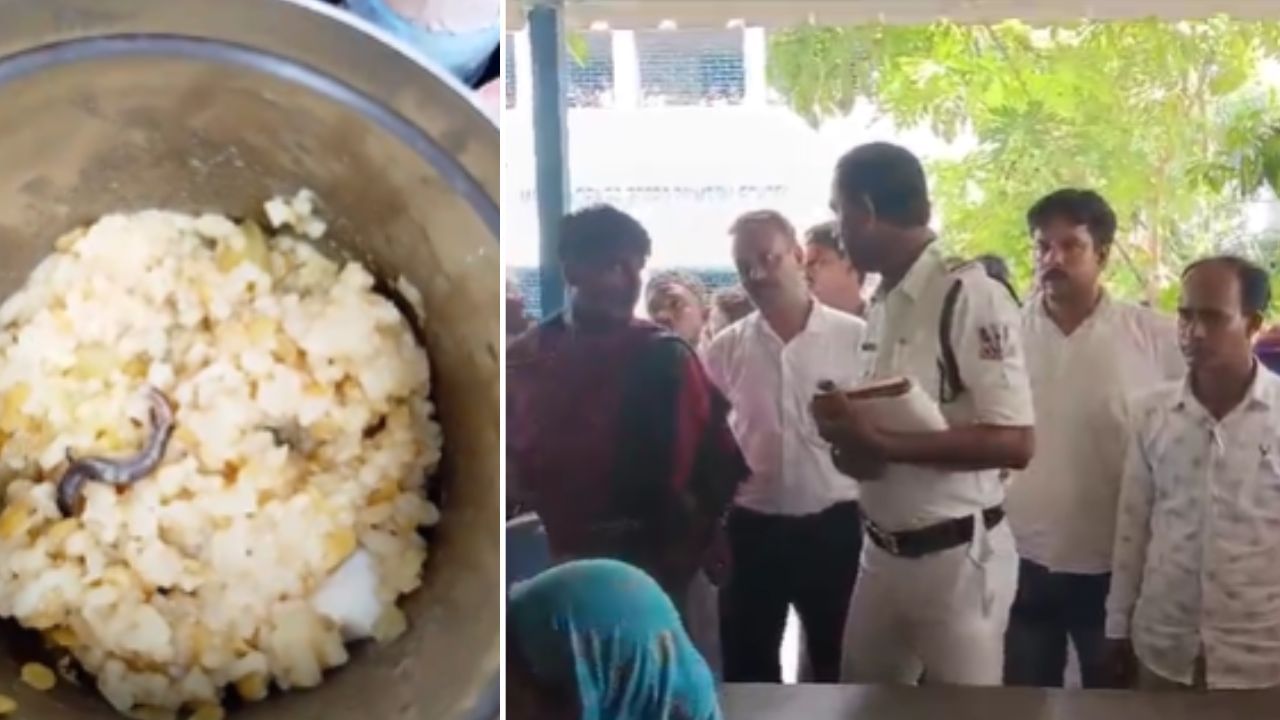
[529,3,570,316]
[743,26,767,107]
[612,30,640,109]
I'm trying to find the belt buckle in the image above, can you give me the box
[871,522,900,555]
[883,530,900,555]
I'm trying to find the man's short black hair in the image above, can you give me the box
[804,220,842,253]
[805,221,865,281]
[1183,255,1271,316]
[834,142,931,227]
[1026,189,1117,252]
[558,204,652,264]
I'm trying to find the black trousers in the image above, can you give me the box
[719,500,862,683]
[1003,558,1114,688]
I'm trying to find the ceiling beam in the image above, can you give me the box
[507,0,1280,31]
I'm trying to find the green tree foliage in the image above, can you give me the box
[769,18,1280,308]
[567,31,589,66]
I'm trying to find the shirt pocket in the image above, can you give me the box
[1246,444,1280,526]
[793,368,834,453]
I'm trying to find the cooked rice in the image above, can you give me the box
[0,190,441,715]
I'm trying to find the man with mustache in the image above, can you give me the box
[1003,189,1183,688]
[702,210,866,683]
[812,142,1034,686]
[1106,256,1280,690]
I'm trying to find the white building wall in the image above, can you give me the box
[503,28,964,268]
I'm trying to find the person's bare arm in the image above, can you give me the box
[879,424,1033,470]
[813,275,1035,476]
[813,395,1030,476]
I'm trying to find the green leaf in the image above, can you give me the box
[1260,130,1280,195]
[1210,63,1248,97]
[566,32,589,68]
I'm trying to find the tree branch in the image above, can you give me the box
[983,25,1034,104]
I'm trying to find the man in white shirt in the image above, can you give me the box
[1004,189,1183,688]
[812,142,1034,686]
[1107,256,1280,691]
[702,210,866,683]
[804,220,867,317]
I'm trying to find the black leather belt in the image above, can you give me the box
[865,506,1005,559]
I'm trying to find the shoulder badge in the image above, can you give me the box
[977,323,1013,360]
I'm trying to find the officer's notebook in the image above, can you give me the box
[842,377,949,433]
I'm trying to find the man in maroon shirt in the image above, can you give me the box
[506,204,747,608]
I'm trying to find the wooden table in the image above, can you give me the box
[720,683,1280,719]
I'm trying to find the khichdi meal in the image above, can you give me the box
[0,190,442,717]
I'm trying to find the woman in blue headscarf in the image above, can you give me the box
[507,559,722,720]
[344,0,499,86]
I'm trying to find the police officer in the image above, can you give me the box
[811,142,1035,685]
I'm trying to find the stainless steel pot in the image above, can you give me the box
[0,0,499,718]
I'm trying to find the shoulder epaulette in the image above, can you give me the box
[943,257,986,279]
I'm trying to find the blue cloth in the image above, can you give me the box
[506,513,553,591]
[346,0,498,85]
[508,559,722,720]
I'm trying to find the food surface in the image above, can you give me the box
[0,191,442,716]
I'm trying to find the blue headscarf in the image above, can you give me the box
[508,559,722,720]
[346,0,498,85]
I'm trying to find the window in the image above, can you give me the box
[565,32,613,108]
[636,30,745,107]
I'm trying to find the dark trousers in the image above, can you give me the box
[1003,558,1113,688]
[720,500,862,683]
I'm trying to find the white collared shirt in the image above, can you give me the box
[1006,293,1183,573]
[702,301,864,516]
[1106,368,1280,689]
[853,245,1035,531]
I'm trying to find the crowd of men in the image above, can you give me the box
[506,140,1280,691]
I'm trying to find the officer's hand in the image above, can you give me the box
[1102,638,1138,689]
[831,444,887,480]
[812,382,884,447]
[812,381,888,478]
